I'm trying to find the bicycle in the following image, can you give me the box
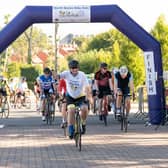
[74,106,82,151]
[119,94,131,132]
[0,94,10,118]
[44,93,55,125]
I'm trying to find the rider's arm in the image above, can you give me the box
[108,77,113,91]
[129,73,135,94]
[114,75,118,96]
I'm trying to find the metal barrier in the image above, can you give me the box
[134,86,148,120]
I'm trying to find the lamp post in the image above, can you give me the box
[54,23,59,73]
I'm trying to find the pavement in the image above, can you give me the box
[0,101,168,168]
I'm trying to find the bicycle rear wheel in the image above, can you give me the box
[121,105,124,131]
[124,116,128,132]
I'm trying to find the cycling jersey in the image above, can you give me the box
[39,75,54,91]
[59,70,89,99]
[115,71,132,89]
[95,70,112,88]
[58,78,66,95]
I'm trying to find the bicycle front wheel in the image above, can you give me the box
[75,114,82,151]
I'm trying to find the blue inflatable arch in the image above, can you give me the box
[0,5,165,124]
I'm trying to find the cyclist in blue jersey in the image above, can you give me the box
[38,67,56,121]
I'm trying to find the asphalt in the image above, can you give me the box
[0,103,168,168]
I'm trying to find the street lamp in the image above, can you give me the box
[54,23,59,73]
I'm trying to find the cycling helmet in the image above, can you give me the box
[43,67,51,74]
[100,62,108,68]
[68,60,79,69]
[119,66,128,75]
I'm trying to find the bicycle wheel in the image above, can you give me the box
[75,113,82,151]
[93,98,97,114]
[124,116,128,132]
[50,102,55,122]
[120,105,124,131]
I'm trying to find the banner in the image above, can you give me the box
[52,6,90,23]
[144,51,156,95]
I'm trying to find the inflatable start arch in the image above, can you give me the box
[0,5,165,124]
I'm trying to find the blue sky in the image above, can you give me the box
[0,0,168,39]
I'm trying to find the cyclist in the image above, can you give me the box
[38,67,56,121]
[15,77,28,106]
[59,60,92,139]
[94,63,113,124]
[57,78,67,128]
[0,76,10,110]
[114,65,135,117]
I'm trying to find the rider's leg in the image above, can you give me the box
[60,102,67,128]
[41,98,46,121]
[125,97,131,117]
[116,90,122,115]
[98,98,103,120]
[80,104,89,134]
[67,104,75,139]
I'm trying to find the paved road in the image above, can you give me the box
[0,106,167,168]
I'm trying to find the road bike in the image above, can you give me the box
[44,93,55,125]
[119,94,131,132]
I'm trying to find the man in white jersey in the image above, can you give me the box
[59,60,92,139]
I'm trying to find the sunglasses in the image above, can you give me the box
[71,67,78,69]
[103,67,107,70]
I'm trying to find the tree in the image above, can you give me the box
[24,26,33,64]
[151,14,168,70]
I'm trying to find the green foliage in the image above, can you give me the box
[20,64,42,90]
[71,28,145,88]
[151,15,168,70]
[7,63,21,78]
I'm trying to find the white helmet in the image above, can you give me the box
[119,66,128,75]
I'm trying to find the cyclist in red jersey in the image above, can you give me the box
[58,78,67,128]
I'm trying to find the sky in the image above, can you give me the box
[1,0,168,40]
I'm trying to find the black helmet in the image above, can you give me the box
[68,60,79,69]
[43,67,51,74]
[100,62,108,68]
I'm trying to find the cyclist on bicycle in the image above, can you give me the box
[114,65,135,117]
[94,63,113,123]
[15,77,28,106]
[38,67,56,121]
[0,76,10,110]
[59,60,92,139]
